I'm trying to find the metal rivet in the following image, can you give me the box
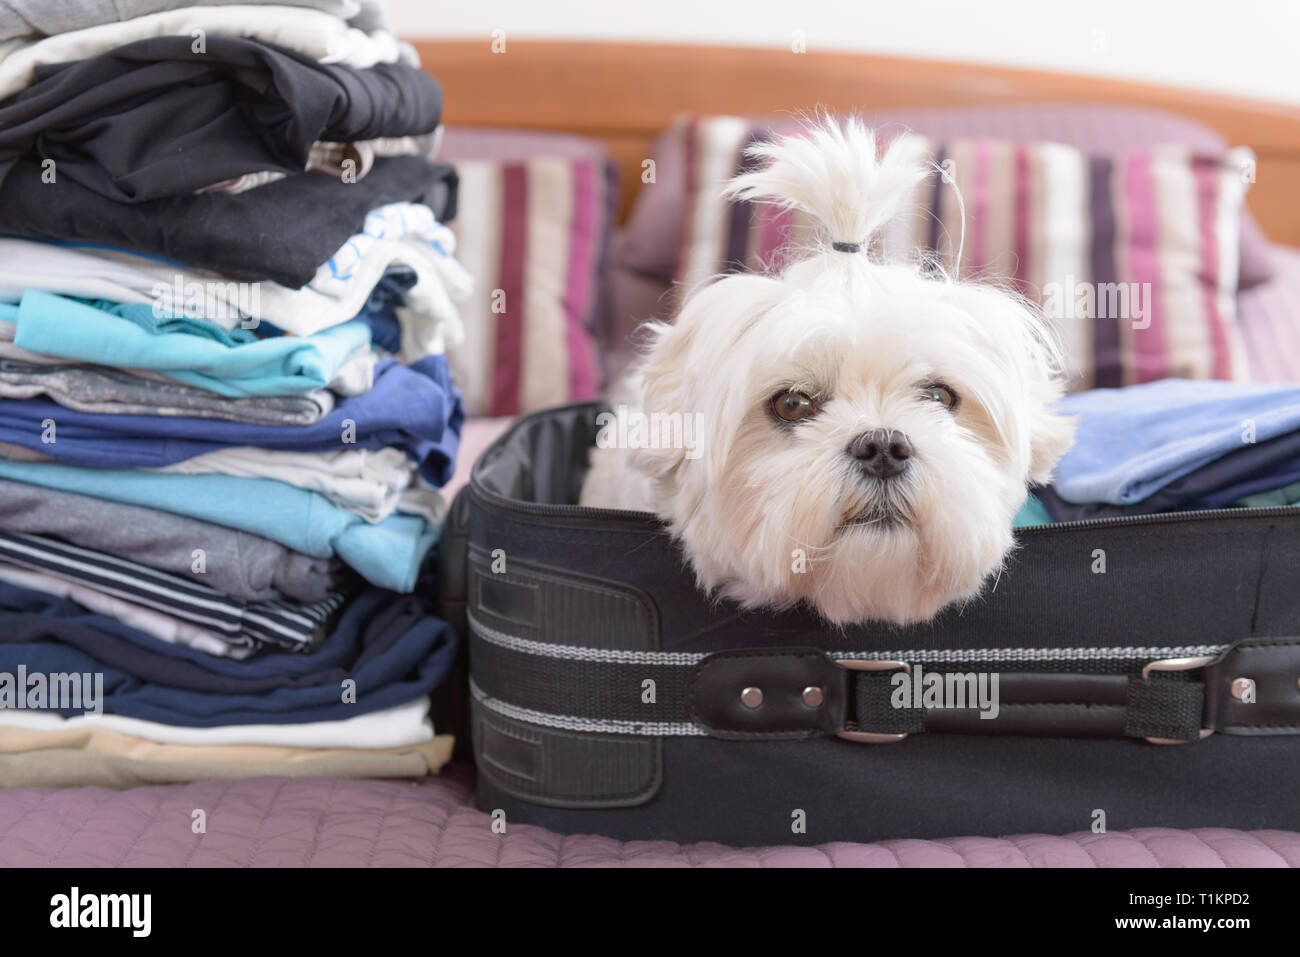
[802,685,825,708]
[740,686,763,709]
[1231,677,1256,701]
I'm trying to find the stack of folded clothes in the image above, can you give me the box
[0,0,473,787]
[1020,379,1300,524]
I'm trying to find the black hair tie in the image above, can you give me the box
[832,240,863,253]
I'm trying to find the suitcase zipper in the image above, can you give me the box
[472,486,1300,531]
[470,493,660,524]
[1016,504,1300,534]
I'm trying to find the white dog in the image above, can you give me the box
[581,119,1075,625]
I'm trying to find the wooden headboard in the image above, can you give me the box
[410,40,1300,245]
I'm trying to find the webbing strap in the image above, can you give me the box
[469,623,1222,743]
[1124,677,1206,741]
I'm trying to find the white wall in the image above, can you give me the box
[388,0,1300,106]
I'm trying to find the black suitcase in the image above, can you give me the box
[443,401,1300,847]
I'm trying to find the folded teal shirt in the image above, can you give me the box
[0,290,370,398]
[0,459,437,593]
[1013,493,1053,527]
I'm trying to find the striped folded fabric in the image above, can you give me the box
[676,116,1256,391]
[0,532,349,653]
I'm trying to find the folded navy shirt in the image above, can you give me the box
[0,581,412,691]
[0,635,450,725]
[0,36,443,204]
[0,355,465,486]
[0,584,458,725]
[353,267,418,354]
[0,154,457,288]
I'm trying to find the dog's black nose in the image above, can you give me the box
[847,429,913,479]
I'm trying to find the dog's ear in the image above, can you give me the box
[946,282,1077,486]
[977,287,1078,486]
[1017,319,1076,485]
[627,274,783,483]
[1027,404,1076,486]
[627,318,696,480]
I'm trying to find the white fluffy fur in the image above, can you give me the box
[581,118,1075,625]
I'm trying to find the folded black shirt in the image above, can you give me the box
[0,35,442,203]
[0,154,458,288]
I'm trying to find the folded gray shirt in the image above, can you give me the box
[0,356,333,425]
[0,476,341,602]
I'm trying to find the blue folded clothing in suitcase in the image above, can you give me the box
[1038,379,1300,521]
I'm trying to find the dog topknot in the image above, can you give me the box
[723,116,930,254]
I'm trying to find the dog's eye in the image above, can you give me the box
[771,390,816,423]
[921,383,959,411]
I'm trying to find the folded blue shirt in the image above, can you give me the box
[0,290,370,397]
[1038,427,1300,522]
[1053,379,1300,505]
[0,460,438,593]
[0,355,464,486]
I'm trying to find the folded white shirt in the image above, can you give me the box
[153,445,446,524]
[327,347,377,397]
[0,239,157,308]
[0,209,470,362]
[0,696,435,749]
[0,3,416,101]
[254,202,472,359]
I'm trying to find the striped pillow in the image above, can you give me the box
[446,152,615,416]
[676,117,1256,390]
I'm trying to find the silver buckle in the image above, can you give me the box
[836,659,911,744]
[1141,655,1216,744]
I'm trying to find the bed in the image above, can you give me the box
[5,766,1300,867]
[6,39,1300,869]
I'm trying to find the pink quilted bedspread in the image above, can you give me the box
[1,764,1296,867]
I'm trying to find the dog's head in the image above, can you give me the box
[629,119,1075,624]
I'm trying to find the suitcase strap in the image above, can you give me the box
[692,639,1300,744]
[468,616,1300,744]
